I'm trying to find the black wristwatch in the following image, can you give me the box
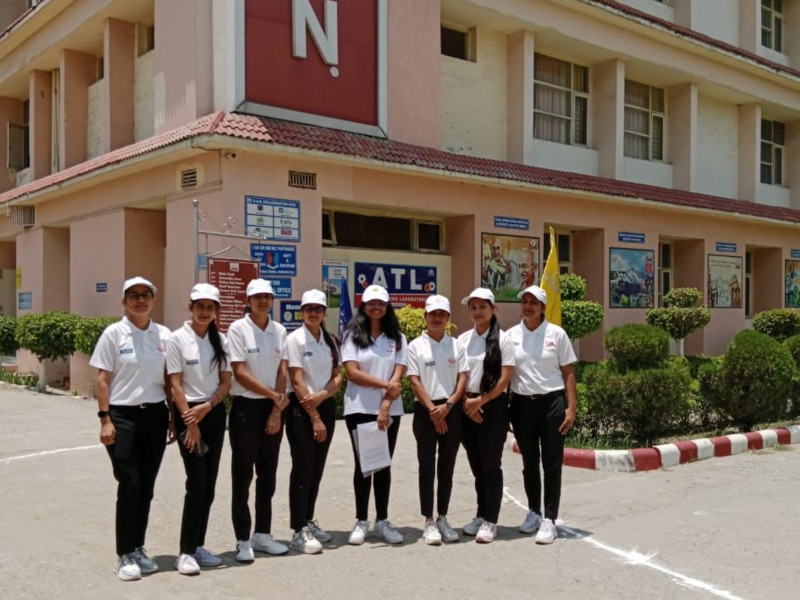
[445,401,454,410]
[97,410,110,419]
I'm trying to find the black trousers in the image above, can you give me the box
[229,395,284,541]
[412,400,462,518]
[105,402,168,556]
[286,394,336,532]
[509,391,566,520]
[345,412,401,522]
[461,393,508,524]
[174,401,227,555]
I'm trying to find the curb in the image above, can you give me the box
[509,425,800,473]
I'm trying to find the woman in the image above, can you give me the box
[284,289,343,554]
[91,276,172,581]
[166,283,232,574]
[226,278,289,562]
[457,287,515,544]
[407,295,468,545]
[508,285,577,545]
[341,284,407,545]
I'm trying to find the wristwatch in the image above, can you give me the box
[445,401,454,410]
[97,410,110,419]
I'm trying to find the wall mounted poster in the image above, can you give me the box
[786,260,800,308]
[707,254,743,309]
[480,233,540,302]
[609,247,655,308]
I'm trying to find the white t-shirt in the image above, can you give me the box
[166,322,232,403]
[508,319,577,395]
[407,332,468,401]
[456,326,516,394]
[284,324,340,394]
[341,332,408,416]
[90,317,171,406]
[227,315,287,398]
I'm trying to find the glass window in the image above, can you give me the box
[543,231,573,273]
[534,54,589,147]
[441,26,468,60]
[334,214,411,251]
[760,119,785,185]
[417,222,442,252]
[624,80,666,161]
[658,242,672,306]
[762,0,784,52]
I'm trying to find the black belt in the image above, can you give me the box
[512,389,564,401]
[465,392,481,398]
[110,401,167,411]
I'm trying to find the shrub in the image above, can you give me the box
[15,310,81,361]
[783,335,800,418]
[783,334,800,368]
[662,287,702,308]
[559,273,587,302]
[0,315,18,356]
[574,360,601,384]
[395,305,455,343]
[646,288,711,357]
[604,324,669,372]
[562,300,605,341]
[752,309,800,342]
[684,355,715,379]
[75,317,120,356]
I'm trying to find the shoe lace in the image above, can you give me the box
[122,553,137,568]
[133,547,148,561]
[303,527,316,541]
[307,520,320,534]
[439,516,451,530]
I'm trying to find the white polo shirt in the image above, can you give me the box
[456,327,516,394]
[166,322,232,403]
[508,319,577,395]
[227,314,287,398]
[341,333,408,416]
[90,317,171,406]
[407,332,468,401]
[284,324,340,394]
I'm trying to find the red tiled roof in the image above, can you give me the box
[584,0,800,80]
[2,111,800,228]
[0,2,38,43]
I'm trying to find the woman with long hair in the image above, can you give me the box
[341,285,407,545]
[457,288,515,544]
[166,283,232,574]
[284,289,343,554]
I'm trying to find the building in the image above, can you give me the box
[1,0,799,393]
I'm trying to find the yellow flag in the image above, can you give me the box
[541,226,561,325]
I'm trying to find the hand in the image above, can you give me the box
[429,404,449,424]
[464,395,484,417]
[467,409,484,424]
[183,424,201,453]
[301,391,327,411]
[384,381,401,399]
[266,412,282,435]
[559,407,576,436]
[434,419,448,435]
[100,421,116,446]
[312,418,327,443]
[377,404,391,431]
[273,392,289,411]
[182,402,212,426]
[167,419,177,444]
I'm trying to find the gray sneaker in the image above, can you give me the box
[113,553,141,581]
[519,510,542,534]
[307,520,332,543]
[290,527,323,554]
[373,519,403,544]
[462,516,484,536]
[436,515,459,543]
[132,547,159,574]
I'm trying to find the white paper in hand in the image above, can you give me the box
[355,420,392,477]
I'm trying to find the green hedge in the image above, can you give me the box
[752,309,800,342]
[604,324,669,372]
[0,315,18,356]
[75,317,120,356]
[15,310,82,361]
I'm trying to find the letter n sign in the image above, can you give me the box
[239,0,387,137]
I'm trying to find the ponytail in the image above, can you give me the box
[479,315,501,394]
[207,318,227,372]
[320,321,340,365]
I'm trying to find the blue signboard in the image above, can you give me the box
[280,300,303,331]
[791,249,800,259]
[250,243,298,277]
[354,262,437,308]
[716,242,737,253]
[245,196,301,241]
[18,292,32,310]
[264,277,292,299]
[96,282,108,293]
[618,232,646,244]
[494,216,529,231]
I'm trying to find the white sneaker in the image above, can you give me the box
[475,521,497,544]
[251,532,289,555]
[175,553,200,575]
[193,546,222,567]
[132,547,159,574]
[519,510,542,534]
[535,518,558,545]
[462,516,484,536]
[348,520,370,545]
[290,527,323,555]
[235,540,255,563]
[422,519,442,546]
[373,519,403,544]
[113,553,141,581]
[436,516,459,543]
[307,520,332,543]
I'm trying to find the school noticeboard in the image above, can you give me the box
[208,258,260,332]
[786,260,800,308]
[244,196,301,241]
[280,300,303,331]
[354,262,437,308]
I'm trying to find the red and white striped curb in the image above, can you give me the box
[509,425,800,473]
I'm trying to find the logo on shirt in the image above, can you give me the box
[424,360,436,367]
[119,348,134,355]
[304,351,314,357]
[186,359,199,366]
[387,341,396,352]
[156,346,165,353]
[274,348,282,357]
[247,348,261,354]
[545,340,556,349]
[448,357,457,367]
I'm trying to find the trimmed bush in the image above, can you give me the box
[395,305,455,343]
[559,274,604,341]
[15,310,81,361]
[604,324,669,372]
[646,287,711,357]
[0,315,18,356]
[662,287,702,308]
[684,355,715,379]
[75,316,120,356]
[783,334,800,418]
[752,309,800,342]
[559,273,587,302]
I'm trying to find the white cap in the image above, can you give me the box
[362,285,390,303]
[300,289,327,308]
[461,287,495,306]
[425,295,451,313]
[190,283,220,303]
[246,278,275,297]
[123,276,156,296]
[517,285,547,304]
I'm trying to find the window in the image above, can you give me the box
[441,26,474,61]
[138,24,155,57]
[761,119,784,185]
[659,242,672,306]
[624,80,665,161]
[762,0,784,52]
[324,211,444,253]
[417,222,442,252]
[7,100,30,173]
[745,251,753,317]
[534,54,589,146]
[542,231,572,274]
[321,211,333,244]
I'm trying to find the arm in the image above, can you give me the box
[559,363,577,435]
[96,370,115,446]
[168,372,201,453]
[344,361,401,398]
[180,372,233,426]
[377,363,406,431]
[231,362,284,403]
[429,370,468,427]
[464,366,514,420]
[266,359,289,435]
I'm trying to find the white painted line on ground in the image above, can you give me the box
[502,488,750,600]
[0,444,103,464]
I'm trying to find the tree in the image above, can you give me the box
[15,311,81,392]
[559,273,604,341]
[645,287,711,357]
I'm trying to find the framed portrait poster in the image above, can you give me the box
[609,247,655,308]
[480,233,540,302]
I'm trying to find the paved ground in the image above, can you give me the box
[1,384,797,600]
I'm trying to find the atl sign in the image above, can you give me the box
[240,0,388,136]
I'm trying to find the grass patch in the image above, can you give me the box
[0,370,37,387]
[564,431,635,450]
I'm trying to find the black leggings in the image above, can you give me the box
[345,413,401,522]
[412,401,462,518]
